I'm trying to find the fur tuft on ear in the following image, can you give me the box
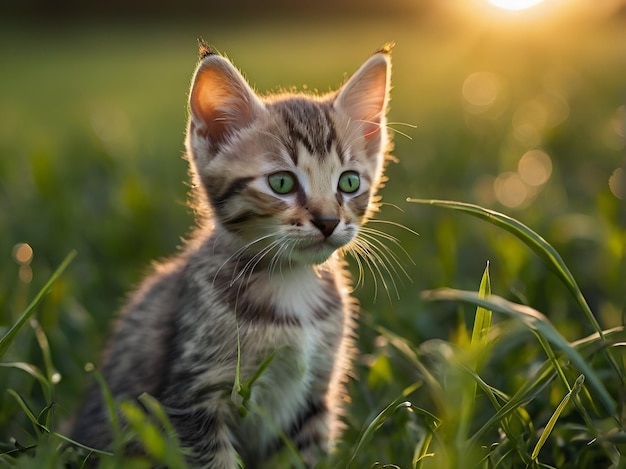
[189,54,264,152]
[197,38,216,60]
[334,51,391,144]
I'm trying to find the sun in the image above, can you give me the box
[487,0,545,10]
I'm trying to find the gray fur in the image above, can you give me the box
[71,49,392,468]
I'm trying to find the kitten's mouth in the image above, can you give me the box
[293,237,348,262]
[298,236,346,251]
[297,239,329,252]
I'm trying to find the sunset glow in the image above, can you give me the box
[488,0,545,10]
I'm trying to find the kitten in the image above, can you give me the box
[71,44,392,468]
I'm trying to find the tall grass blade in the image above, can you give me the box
[346,382,423,469]
[138,393,189,467]
[7,389,45,434]
[410,404,441,469]
[376,326,446,413]
[471,262,492,346]
[531,374,584,461]
[407,200,604,340]
[421,289,616,416]
[4,388,113,458]
[458,263,492,449]
[119,401,167,461]
[51,432,114,457]
[248,401,306,469]
[0,362,50,402]
[0,250,77,358]
[88,365,123,456]
[32,321,58,397]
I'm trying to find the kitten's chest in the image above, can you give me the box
[241,267,344,374]
[236,267,345,442]
[266,266,341,323]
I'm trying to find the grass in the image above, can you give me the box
[1,11,625,469]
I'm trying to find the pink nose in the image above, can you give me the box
[312,218,339,238]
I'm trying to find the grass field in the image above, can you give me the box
[1,7,625,468]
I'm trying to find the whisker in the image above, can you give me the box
[340,244,365,292]
[350,236,397,302]
[345,240,379,301]
[232,237,282,286]
[357,231,412,284]
[231,238,288,314]
[378,202,405,213]
[360,226,402,245]
[354,237,400,301]
[366,218,421,238]
[350,247,366,291]
[212,232,277,285]
[385,121,417,141]
[268,237,290,280]
[359,226,416,266]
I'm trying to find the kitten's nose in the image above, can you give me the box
[311,217,339,238]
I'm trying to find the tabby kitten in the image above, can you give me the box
[71,45,392,468]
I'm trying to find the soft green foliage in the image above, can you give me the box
[1,14,624,469]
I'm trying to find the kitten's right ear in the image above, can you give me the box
[189,54,264,150]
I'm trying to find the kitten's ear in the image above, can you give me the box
[189,53,264,150]
[334,51,391,146]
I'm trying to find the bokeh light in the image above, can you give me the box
[490,150,553,208]
[13,243,33,265]
[609,168,623,200]
[12,243,33,283]
[494,171,529,208]
[462,72,501,113]
[518,149,553,186]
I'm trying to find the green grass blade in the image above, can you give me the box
[51,431,114,457]
[0,250,77,358]
[471,262,492,346]
[412,430,435,469]
[32,321,58,398]
[531,374,585,461]
[376,326,446,413]
[458,263,492,449]
[411,404,442,469]
[7,389,48,434]
[87,364,123,455]
[346,382,423,469]
[531,331,573,392]
[459,361,535,464]
[0,362,51,402]
[407,199,603,339]
[37,402,55,428]
[138,393,189,467]
[422,288,616,416]
[468,325,622,447]
[120,400,167,461]
[244,350,277,391]
[247,400,306,469]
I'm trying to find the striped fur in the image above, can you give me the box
[71,48,392,468]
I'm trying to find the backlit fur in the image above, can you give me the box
[71,47,393,468]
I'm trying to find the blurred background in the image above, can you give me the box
[1,0,625,453]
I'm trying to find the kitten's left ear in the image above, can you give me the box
[334,50,391,151]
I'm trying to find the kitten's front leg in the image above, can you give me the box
[289,398,331,467]
[169,406,241,469]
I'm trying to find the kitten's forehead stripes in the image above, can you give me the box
[272,99,336,160]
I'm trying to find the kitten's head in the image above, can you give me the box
[186,48,391,266]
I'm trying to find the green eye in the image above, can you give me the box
[338,171,360,193]
[268,171,296,194]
